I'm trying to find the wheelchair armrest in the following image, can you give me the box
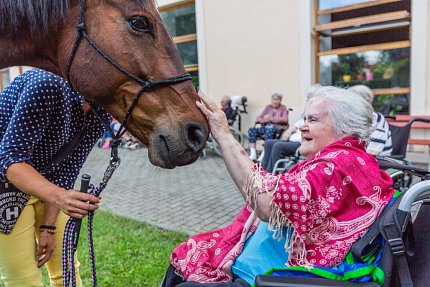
[255,275,380,287]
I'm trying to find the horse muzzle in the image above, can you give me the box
[150,122,208,169]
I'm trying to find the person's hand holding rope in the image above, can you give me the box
[55,189,100,219]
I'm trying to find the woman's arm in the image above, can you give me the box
[256,105,270,123]
[6,162,99,218]
[196,92,273,218]
[35,202,59,268]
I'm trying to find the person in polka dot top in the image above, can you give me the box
[0,68,110,287]
[162,87,394,287]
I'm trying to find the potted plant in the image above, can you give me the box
[355,67,364,81]
[342,63,352,83]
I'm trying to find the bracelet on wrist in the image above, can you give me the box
[39,225,56,230]
[39,228,56,234]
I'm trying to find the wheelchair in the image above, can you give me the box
[252,108,294,163]
[387,117,430,163]
[203,95,248,157]
[270,147,304,174]
[255,158,430,287]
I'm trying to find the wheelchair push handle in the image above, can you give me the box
[411,117,430,124]
[73,174,91,251]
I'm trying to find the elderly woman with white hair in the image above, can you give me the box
[247,93,290,160]
[162,86,394,287]
[349,85,393,156]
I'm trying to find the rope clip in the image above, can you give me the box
[102,157,121,183]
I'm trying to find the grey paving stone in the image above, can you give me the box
[78,147,244,235]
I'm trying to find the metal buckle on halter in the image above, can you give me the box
[76,21,86,32]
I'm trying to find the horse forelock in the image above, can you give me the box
[0,0,70,37]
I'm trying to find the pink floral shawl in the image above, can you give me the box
[171,137,394,283]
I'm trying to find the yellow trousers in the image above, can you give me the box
[0,197,82,287]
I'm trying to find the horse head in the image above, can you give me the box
[62,0,210,168]
[0,0,209,169]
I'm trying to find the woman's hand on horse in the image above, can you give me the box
[196,91,233,144]
[54,189,100,219]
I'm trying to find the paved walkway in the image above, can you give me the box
[79,147,244,235]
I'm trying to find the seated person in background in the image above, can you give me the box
[262,84,321,172]
[161,87,394,287]
[349,85,392,156]
[104,119,142,150]
[248,93,289,160]
[100,118,119,149]
[122,131,142,150]
[220,95,237,126]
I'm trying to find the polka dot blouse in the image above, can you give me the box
[0,69,111,189]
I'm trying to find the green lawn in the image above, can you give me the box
[1,210,188,287]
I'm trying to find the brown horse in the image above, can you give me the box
[0,0,209,169]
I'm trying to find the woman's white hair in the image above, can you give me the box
[306,83,322,99]
[271,93,283,100]
[349,85,374,103]
[308,86,374,143]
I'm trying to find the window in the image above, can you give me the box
[314,0,411,115]
[0,69,10,92]
[159,0,199,89]
[319,0,387,11]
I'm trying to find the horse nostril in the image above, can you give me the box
[184,123,207,151]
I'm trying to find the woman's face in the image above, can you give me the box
[220,96,230,109]
[299,98,344,159]
[271,97,282,108]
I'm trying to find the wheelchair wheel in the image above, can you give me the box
[230,126,243,146]
[204,128,244,157]
[386,168,420,193]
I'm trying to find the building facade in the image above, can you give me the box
[157,0,430,141]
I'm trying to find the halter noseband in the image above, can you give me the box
[65,0,192,173]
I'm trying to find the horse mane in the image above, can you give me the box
[0,0,70,36]
[0,0,156,37]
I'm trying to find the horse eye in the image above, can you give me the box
[129,16,152,34]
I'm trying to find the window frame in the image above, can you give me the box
[159,0,197,74]
[317,0,402,15]
[313,0,412,112]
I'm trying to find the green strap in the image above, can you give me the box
[261,255,385,286]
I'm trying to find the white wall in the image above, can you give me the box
[198,0,303,131]
[426,0,430,115]
[411,0,429,115]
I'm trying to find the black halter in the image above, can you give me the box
[65,0,192,178]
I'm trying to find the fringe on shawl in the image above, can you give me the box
[244,164,313,270]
